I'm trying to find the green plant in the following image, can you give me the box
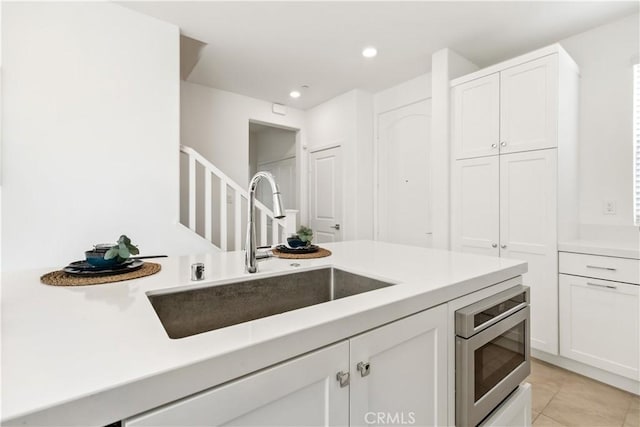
[297,226,313,243]
[104,235,139,262]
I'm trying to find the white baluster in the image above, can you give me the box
[204,171,212,242]
[188,155,196,232]
[220,181,227,251]
[235,191,242,250]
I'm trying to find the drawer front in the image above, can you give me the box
[559,252,639,284]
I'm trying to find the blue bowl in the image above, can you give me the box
[85,250,121,267]
[286,237,309,248]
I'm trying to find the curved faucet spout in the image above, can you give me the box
[246,171,286,273]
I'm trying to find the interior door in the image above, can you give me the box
[377,99,432,247]
[500,149,558,354]
[451,156,500,257]
[309,147,342,243]
[349,305,447,427]
[452,73,500,160]
[500,55,558,154]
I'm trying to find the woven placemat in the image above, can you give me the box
[41,262,161,287]
[272,247,332,259]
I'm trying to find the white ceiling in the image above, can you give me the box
[121,1,639,110]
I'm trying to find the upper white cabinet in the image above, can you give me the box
[452,74,500,159]
[452,53,562,160]
[451,45,579,356]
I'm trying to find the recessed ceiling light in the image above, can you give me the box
[362,46,377,58]
[289,90,301,98]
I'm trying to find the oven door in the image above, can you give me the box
[456,306,530,427]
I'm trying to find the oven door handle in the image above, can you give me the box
[455,285,529,338]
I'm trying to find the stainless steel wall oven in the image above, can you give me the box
[455,284,531,426]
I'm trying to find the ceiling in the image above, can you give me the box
[121,1,639,110]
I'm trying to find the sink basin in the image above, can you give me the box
[147,268,395,339]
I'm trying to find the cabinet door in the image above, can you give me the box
[451,156,499,257]
[452,73,500,160]
[559,274,639,380]
[349,305,447,427]
[480,383,531,427]
[499,150,558,354]
[500,55,558,154]
[125,342,349,427]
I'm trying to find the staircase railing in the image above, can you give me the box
[180,145,295,250]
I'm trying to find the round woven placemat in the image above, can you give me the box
[41,262,161,287]
[272,247,332,259]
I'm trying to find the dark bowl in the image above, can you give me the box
[286,237,309,248]
[85,250,121,267]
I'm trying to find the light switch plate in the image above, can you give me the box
[603,200,617,215]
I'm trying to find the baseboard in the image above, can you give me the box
[532,349,640,395]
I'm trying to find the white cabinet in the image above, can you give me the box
[480,383,532,427]
[452,54,560,160]
[451,45,579,357]
[126,306,448,427]
[559,254,640,381]
[451,156,499,257]
[350,304,447,427]
[125,342,350,427]
[452,150,559,354]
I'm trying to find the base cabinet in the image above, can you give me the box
[479,383,532,427]
[125,305,447,427]
[559,274,639,380]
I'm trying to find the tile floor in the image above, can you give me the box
[527,359,639,427]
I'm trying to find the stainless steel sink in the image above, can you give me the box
[147,268,395,339]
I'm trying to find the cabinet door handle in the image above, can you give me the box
[491,143,498,149]
[357,361,371,377]
[500,141,507,147]
[587,282,618,290]
[586,265,617,272]
[500,244,507,249]
[336,371,350,387]
[491,243,498,248]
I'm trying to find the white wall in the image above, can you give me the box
[1,2,212,271]
[306,89,374,240]
[181,81,305,188]
[561,14,639,229]
[374,73,432,114]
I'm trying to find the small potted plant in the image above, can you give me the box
[287,226,313,248]
[85,235,139,267]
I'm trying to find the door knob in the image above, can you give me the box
[357,361,371,377]
[336,371,350,387]
[330,224,341,230]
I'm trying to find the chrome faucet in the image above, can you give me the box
[245,171,286,273]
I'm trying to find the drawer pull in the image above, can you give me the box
[586,265,617,272]
[587,282,618,290]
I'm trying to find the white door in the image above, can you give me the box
[309,147,342,243]
[500,55,558,154]
[257,157,296,210]
[500,149,558,354]
[377,99,432,247]
[559,274,639,380]
[125,342,349,427]
[349,305,448,427]
[452,73,500,160]
[451,156,500,257]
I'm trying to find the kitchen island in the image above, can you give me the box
[1,240,527,426]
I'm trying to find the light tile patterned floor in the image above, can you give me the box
[526,359,639,427]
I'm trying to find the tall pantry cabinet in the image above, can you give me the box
[451,45,579,355]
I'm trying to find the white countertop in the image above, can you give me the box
[1,240,526,426]
[558,239,640,259]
